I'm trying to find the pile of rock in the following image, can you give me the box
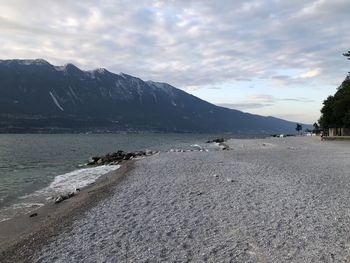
[88,150,154,166]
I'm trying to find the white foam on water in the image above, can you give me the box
[48,165,120,193]
[18,165,120,199]
[0,165,121,221]
[191,144,203,150]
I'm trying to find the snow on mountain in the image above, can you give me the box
[49,91,64,111]
[0,58,49,66]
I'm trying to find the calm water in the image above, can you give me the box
[0,133,262,220]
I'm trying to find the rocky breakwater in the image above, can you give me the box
[87,149,155,166]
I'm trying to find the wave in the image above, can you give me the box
[48,165,120,193]
[1,165,120,222]
[19,165,120,199]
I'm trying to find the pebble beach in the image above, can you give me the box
[3,136,350,262]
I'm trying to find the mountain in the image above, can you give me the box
[0,59,306,133]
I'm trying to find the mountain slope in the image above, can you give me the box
[0,59,304,133]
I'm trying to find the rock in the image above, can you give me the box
[29,213,38,217]
[54,192,74,204]
[207,138,225,143]
[124,152,135,160]
[221,143,230,150]
[54,195,65,204]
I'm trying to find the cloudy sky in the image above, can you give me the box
[1,0,349,123]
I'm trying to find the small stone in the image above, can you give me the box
[54,195,64,204]
[29,213,38,217]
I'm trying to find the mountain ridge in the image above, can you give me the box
[0,59,308,133]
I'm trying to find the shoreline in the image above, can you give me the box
[0,160,135,263]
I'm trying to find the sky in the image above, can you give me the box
[1,0,349,124]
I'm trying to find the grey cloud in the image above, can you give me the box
[251,94,315,103]
[206,86,222,90]
[0,0,349,89]
[218,103,274,110]
[281,98,315,103]
[218,94,314,111]
[235,78,252,82]
[272,75,291,80]
[273,113,313,123]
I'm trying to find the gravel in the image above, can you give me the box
[34,137,350,263]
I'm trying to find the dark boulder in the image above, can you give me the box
[29,213,38,217]
[206,138,225,143]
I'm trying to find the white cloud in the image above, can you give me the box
[300,69,321,78]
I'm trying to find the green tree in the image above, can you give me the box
[319,95,336,129]
[313,122,320,133]
[319,51,350,129]
[344,51,350,60]
[295,123,302,133]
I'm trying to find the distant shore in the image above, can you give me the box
[0,161,134,263]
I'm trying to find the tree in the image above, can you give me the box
[319,51,350,129]
[319,95,336,129]
[343,110,350,127]
[313,122,320,133]
[344,51,350,60]
[295,123,302,133]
